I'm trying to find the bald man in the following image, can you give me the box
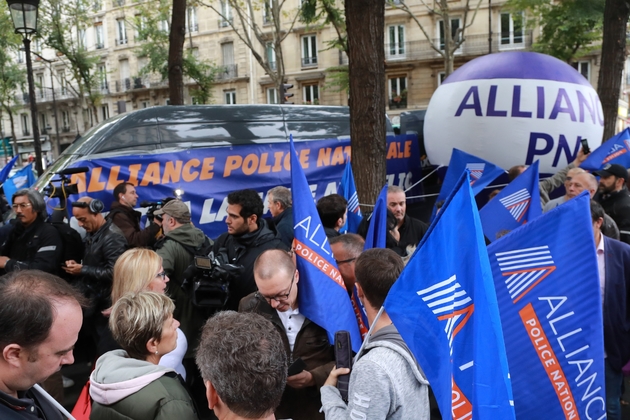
[543,167,586,212]
[239,249,334,420]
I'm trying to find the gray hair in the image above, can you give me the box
[109,291,174,360]
[196,311,287,418]
[268,186,292,209]
[329,233,364,258]
[13,189,47,219]
[387,185,405,195]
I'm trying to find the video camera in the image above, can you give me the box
[182,250,243,309]
[140,188,184,222]
[43,166,89,199]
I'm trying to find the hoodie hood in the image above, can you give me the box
[363,324,429,386]
[89,350,174,405]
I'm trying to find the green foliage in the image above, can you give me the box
[322,65,349,94]
[0,2,26,116]
[507,0,605,63]
[134,0,217,103]
[299,0,347,53]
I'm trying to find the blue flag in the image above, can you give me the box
[437,148,505,205]
[0,155,19,185]
[479,160,541,242]
[581,128,630,171]
[384,170,515,420]
[364,185,388,250]
[487,192,605,419]
[339,160,362,234]
[289,135,362,352]
[3,164,37,204]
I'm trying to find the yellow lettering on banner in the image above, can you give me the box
[300,149,310,169]
[140,162,161,186]
[87,167,106,192]
[317,148,331,167]
[224,155,243,177]
[128,164,142,185]
[106,166,124,190]
[200,157,215,180]
[331,147,345,165]
[162,161,183,184]
[259,153,271,174]
[183,159,200,182]
[71,173,87,194]
[272,151,284,172]
[242,154,258,176]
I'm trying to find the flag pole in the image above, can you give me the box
[33,384,76,420]
[353,306,385,363]
[404,165,443,193]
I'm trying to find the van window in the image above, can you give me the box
[93,126,160,153]
[158,121,287,146]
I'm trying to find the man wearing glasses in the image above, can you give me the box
[239,249,335,420]
[0,189,63,275]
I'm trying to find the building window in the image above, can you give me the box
[500,12,524,46]
[36,74,44,99]
[437,71,446,86]
[78,28,86,49]
[267,88,278,104]
[159,19,169,32]
[186,6,198,32]
[263,0,272,25]
[439,18,461,51]
[301,35,317,67]
[95,23,104,49]
[62,111,70,131]
[222,42,234,66]
[88,108,94,126]
[388,76,407,109]
[116,19,127,45]
[17,49,25,63]
[98,64,107,91]
[102,104,109,120]
[92,0,101,11]
[114,0,124,6]
[266,43,276,70]
[387,25,405,58]
[142,101,150,108]
[219,0,232,27]
[21,114,30,136]
[302,84,319,105]
[40,113,48,134]
[225,90,236,104]
[59,71,67,95]
[572,61,590,82]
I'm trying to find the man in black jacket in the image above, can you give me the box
[387,186,428,256]
[63,197,127,355]
[109,182,161,248]
[595,164,630,245]
[213,189,288,311]
[0,189,63,275]
[268,186,294,247]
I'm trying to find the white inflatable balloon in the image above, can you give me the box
[424,52,604,173]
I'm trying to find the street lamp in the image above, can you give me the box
[7,0,44,176]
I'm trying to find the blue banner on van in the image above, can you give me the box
[50,134,421,239]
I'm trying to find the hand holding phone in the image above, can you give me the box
[288,358,306,376]
[335,331,353,402]
[581,138,591,154]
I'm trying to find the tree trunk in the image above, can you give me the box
[345,0,386,209]
[597,0,630,142]
[169,0,187,105]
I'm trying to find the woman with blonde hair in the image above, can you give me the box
[90,292,198,420]
[109,247,187,378]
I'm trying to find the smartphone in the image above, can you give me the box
[334,331,353,402]
[287,358,306,376]
[581,138,591,154]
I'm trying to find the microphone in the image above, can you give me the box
[57,167,89,175]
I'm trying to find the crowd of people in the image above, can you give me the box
[0,153,629,420]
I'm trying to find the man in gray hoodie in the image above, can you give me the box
[320,248,430,420]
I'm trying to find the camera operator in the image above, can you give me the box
[109,182,161,248]
[0,189,63,276]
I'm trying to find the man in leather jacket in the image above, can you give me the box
[63,197,127,355]
[109,182,161,247]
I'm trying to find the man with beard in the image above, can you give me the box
[213,189,288,311]
[0,189,63,275]
[386,186,428,256]
[595,164,630,245]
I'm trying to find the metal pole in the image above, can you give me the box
[23,37,44,175]
[488,0,492,54]
[49,71,61,158]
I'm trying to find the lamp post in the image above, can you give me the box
[7,0,44,176]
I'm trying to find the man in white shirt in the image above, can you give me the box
[238,249,334,420]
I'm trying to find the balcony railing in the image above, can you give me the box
[389,97,407,110]
[187,23,199,32]
[115,37,128,46]
[96,42,104,49]
[114,75,168,92]
[216,64,238,80]
[218,17,232,28]
[302,56,317,67]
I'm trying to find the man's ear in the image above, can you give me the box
[248,214,258,227]
[356,282,365,300]
[335,217,344,229]
[3,344,25,368]
[205,380,219,410]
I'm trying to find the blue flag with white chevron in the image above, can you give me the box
[479,160,541,242]
[384,170,515,420]
[339,160,362,234]
[580,127,630,171]
[3,163,37,204]
[289,135,362,352]
[436,148,505,206]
